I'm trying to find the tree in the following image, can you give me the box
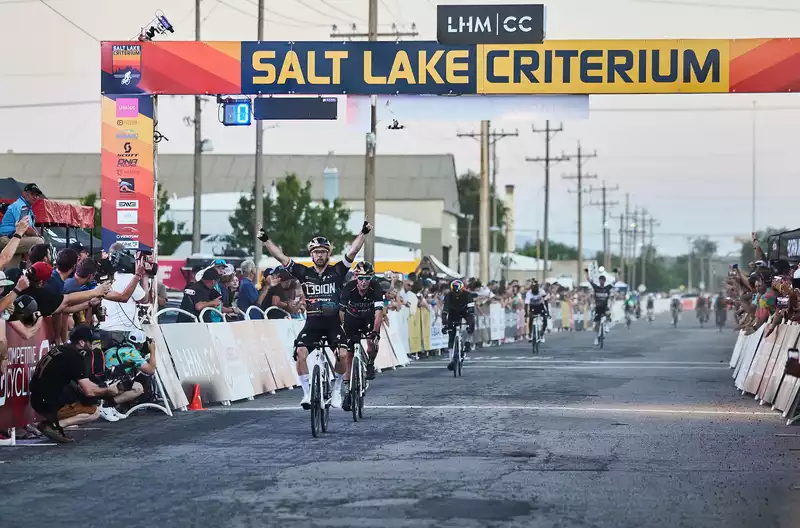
[157,183,184,256]
[81,184,184,255]
[228,173,351,255]
[457,170,508,253]
[518,240,578,261]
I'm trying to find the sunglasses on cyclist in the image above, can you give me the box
[356,275,373,282]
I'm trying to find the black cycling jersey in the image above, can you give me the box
[340,279,384,319]
[442,291,476,325]
[287,257,353,318]
[591,283,613,306]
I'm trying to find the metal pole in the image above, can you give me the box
[254,0,265,265]
[751,100,757,233]
[491,141,498,254]
[631,209,638,288]
[479,120,490,284]
[152,95,160,317]
[543,121,550,283]
[465,215,473,279]
[364,0,378,263]
[191,0,202,254]
[576,145,583,284]
[688,238,693,292]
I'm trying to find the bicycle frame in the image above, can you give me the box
[306,341,336,407]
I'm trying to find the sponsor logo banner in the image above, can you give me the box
[101,94,154,251]
[437,4,546,45]
[98,39,800,96]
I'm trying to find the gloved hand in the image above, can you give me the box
[361,220,373,235]
[257,227,269,242]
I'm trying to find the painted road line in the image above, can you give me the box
[210,404,776,416]
[442,359,725,365]
[402,365,727,370]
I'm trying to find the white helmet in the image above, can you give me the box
[128,329,147,346]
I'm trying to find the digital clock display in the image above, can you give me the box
[222,101,251,126]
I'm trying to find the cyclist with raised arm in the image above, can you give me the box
[525,279,549,343]
[339,261,384,411]
[585,268,616,346]
[258,221,372,409]
[442,279,475,371]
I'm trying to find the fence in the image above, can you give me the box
[1,298,671,437]
[729,323,800,425]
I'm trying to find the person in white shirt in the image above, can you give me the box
[99,249,150,346]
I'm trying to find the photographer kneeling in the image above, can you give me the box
[29,326,121,443]
[101,329,157,420]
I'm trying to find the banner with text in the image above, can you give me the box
[101,39,800,96]
[100,94,155,251]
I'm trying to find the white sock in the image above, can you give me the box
[299,374,309,396]
[448,347,455,360]
[334,373,343,393]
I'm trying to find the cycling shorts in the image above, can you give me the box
[594,304,609,322]
[295,318,344,354]
[341,314,375,351]
[529,304,547,314]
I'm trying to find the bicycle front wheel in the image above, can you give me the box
[532,323,539,355]
[311,365,321,438]
[453,339,459,378]
[351,351,361,423]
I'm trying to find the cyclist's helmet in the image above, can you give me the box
[450,279,465,292]
[354,261,374,276]
[12,295,38,318]
[307,236,332,253]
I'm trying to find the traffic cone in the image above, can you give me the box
[188,384,206,411]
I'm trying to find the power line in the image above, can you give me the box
[379,0,401,23]
[0,100,97,110]
[37,0,98,41]
[632,0,800,12]
[293,0,352,23]
[225,0,329,27]
[320,0,365,21]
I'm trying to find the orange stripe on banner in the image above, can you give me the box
[730,39,769,59]
[153,41,240,85]
[730,39,800,89]
[207,41,241,61]
[731,50,800,93]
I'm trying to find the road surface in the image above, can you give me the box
[2,317,799,527]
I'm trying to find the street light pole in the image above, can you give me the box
[465,213,474,279]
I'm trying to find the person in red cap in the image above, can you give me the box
[15,261,111,320]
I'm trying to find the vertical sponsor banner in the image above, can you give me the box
[0,325,50,431]
[101,94,155,251]
[429,311,447,350]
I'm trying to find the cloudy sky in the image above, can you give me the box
[2,0,800,257]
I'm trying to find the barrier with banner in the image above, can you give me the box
[0,325,51,432]
[729,323,800,424]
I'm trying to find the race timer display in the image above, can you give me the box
[222,101,252,126]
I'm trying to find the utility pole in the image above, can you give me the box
[631,209,639,288]
[623,193,630,281]
[588,181,619,270]
[331,10,418,264]
[253,0,264,264]
[687,237,694,292]
[479,121,490,284]
[611,213,625,279]
[562,142,597,283]
[458,126,518,273]
[191,0,202,254]
[527,121,569,282]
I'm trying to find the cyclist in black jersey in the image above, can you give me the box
[258,221,372,409]
[442,279,475,371]
[585,268,617,345]
[339,261,384,411]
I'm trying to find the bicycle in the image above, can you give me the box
[625,310,632,329]
[671,307,680,327]
[716,308,726,332]
[646,308,655,324]
[594,310,609,349]
[348,330,374,423]
[447,321,468,377]
[530,313,543,355]
[299,337,337,438]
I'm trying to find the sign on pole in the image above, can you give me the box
[437,4,546,45]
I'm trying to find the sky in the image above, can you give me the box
[2,0,800,258]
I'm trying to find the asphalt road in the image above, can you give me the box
[3,316,800,528]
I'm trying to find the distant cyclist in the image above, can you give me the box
[585,268,616,345]
[258,221,372,409]
[646,293,655,320]
[442,279,475,371]
[339,261,383,411]
[525,280,549,343]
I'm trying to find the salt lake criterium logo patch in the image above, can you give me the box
[112,45,142,87]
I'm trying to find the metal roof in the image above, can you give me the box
[0,153,460,212]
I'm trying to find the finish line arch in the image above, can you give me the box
[98,38,799,251]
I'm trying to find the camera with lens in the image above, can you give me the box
[137,249,158,278]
